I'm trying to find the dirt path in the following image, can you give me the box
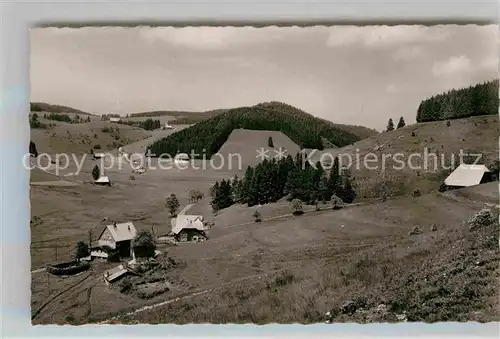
[31,271,95,321]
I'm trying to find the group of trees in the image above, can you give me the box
[100,114,121,121]
[43,112,89,123]
[29,113,47,129]
[147,102,361,159]
[119,118,162,131]
[386,117,406,131]
[416,79,499,123]
[30,112,89,128]
[210,152,356,212]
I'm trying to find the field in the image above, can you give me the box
[30,115,499,324]
[30,113,152,155]
[31,180,499,324]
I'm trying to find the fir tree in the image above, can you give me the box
[29,141,38,158]
[268,136,274,148]
[386,118,394,132]
[165,193,180,217]
[397,116,406,129]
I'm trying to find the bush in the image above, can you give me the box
[119,277,133,293]
[291,199,304,215]
[129,175,136,180]
[107,250,120,262]
[75,241,90,261]
[408,226,422,236]
[413,189,421,197]
[253,210,262,222]
[446,120,451,127]
[93,144,101,150]
[331,194,343,209]
[189,189,204,203]
[92,165,100,181]
[137,285,171,299]
[411,132,416,137]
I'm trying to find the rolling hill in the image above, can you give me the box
[147,102,369,159]
[308,114,499,199]
[30,102,93,115]
[129,104,379,140]
[30,115,152,155]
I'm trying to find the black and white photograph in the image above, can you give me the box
[28,24,499,325]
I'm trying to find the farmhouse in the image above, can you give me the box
[444,164,492,188]
[171,215,207,242]
[97,222,137,258]
[94,176,111,186]
[174,153,190,166]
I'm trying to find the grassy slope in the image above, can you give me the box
[30,115,152,155]
[121,183,499,324]
[217,129,301,168]
[308,115,499,199]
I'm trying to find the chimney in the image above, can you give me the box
[114,222,117,228]
[128,225,130,231]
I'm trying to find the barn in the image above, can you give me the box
[97,222,137,258]
[171,215,207,242]
[444,164,492,189]
[94,176,111,186]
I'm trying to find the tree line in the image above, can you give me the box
[147,102,362,158]
[30,112,90,128]
[210,152,356,211]
[118,118,162,131]
[416,79,499,123]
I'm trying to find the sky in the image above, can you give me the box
[30,25,498,131]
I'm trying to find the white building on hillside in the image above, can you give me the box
[444,164,491,188]
[174,153,190,166]
[171,215,207,242]
[109,117,121,123]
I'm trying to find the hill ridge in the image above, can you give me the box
[147,102,366,158]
